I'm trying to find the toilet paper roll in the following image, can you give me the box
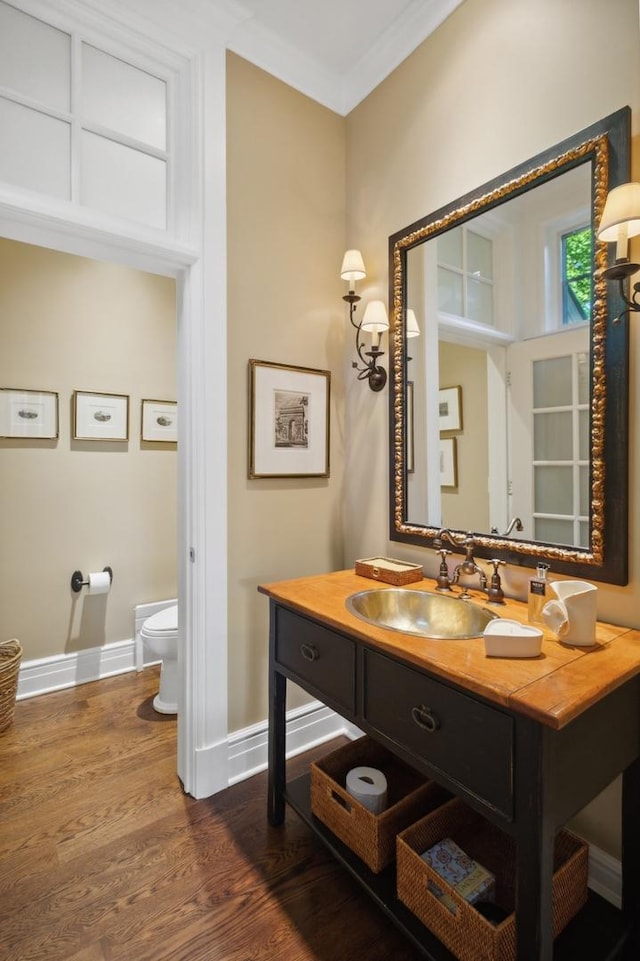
[87,571,111,595]
[346,766,388,814]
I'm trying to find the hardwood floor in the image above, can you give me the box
[0,669,422,961]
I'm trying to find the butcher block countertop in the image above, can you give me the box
[259,569,640,730]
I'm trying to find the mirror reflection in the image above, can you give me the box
[389,108,630,584]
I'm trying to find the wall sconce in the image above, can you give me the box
[597,182,640,322]
[341,249,389,392]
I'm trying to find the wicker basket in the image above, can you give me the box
[310,736,449,873]
[396,797,588,961]
[0,639,22,734]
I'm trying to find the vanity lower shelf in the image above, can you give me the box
[284,773,630,961]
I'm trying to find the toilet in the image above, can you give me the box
[140,605,178,714]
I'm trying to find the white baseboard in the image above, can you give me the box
[227,701,355,785]
[16,638,141,699]
[587,843,621,909]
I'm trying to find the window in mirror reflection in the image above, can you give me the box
[437,226,495,326]
[561,226,593,325]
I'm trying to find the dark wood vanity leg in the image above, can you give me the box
[515,719,555,961]
[268,603,286,826]
[622,755,640,949]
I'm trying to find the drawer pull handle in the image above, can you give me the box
[300,643,319,662]
[411,705,440,733]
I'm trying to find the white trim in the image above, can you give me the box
[227,702,353,785]
[587,843,622,909]
[16,638,139,699]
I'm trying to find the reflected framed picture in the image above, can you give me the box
[249,359,330,478]
[0,388,59,439]
[406,380,415,474]
[141,399,177,443]
[439,385,462,432]
[73,390,129,441]
[440,436,458,489]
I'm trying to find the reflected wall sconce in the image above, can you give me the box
[597,182,640,322]
[406,308,420,361]
[341,249,389,391]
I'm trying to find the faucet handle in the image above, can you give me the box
[487,559,506,605]
[434,548,453,592]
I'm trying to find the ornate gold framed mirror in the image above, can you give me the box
[389,107,630,584]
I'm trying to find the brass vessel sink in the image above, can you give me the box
[345,588,499,639]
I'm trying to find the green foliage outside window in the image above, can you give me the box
[562,227,593,324]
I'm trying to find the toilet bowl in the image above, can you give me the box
[140,605,178,714]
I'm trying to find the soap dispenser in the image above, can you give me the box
[528,563,550,625]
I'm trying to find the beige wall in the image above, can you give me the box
[0,240,177,660]
[226,53,347,730]
[345,0,640,857]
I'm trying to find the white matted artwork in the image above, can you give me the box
[0,388,58,438]
[73,390,129,441]
[249,359,330,478]
[439,385,462,432]
[440,436,458,489]
[141,399,177,443]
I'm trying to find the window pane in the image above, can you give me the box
[579,409,589,460]
[0,2,70,111]
[577,351,589,405]
[534,465,573,514]
[437,227,462,269]
[467,278,494,326]
[0,98,70,199]
[467,231,493,280]
[533,411,572,460]
[81,132,166,229]
[438,267,463,315]
[534,518,574,546]
[562,227,592,325]
[579,521,589,548]
[81,45,166,150]
[579,465,589,515]
[533,356,572,408]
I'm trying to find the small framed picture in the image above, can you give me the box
[439,385,462,432]
[440,436,458,489]
[141,399,177,443]
[249,359,330,478]
[0,388,59,439]
[73,390,129,441]
[406,380,415,474]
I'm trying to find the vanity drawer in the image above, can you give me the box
[363,650,513,817]
[274,607,356,713]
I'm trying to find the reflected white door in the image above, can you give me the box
[508,326,590,546]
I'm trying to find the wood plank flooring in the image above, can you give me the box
[0,669,422,961]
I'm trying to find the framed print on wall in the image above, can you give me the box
[440,436,458,489]
[141,399,177,443]
[73,390,129,441]
[439,385,463,432]
[0,388,59,439]
[248,359,330,478]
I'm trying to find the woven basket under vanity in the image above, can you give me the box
[0,639,22,733]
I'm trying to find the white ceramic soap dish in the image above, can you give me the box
[483,619,543,658]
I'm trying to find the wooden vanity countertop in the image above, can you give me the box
[259,569,640,730]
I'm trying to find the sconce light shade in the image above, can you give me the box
[361,300,389,336]
[597,182,640,245]
[406,308,420,338]
[340,249,366,284]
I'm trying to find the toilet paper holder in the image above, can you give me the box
[71,567,113,593]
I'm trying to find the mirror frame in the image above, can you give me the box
[388,107,630,584]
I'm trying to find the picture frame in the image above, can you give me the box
[439,385,463,432]
[0,388,59,439]
[73,390,129,441]
[249,359,330,478]
[406,380,415,474]
[440,436,458,489]
[141,399,177,443]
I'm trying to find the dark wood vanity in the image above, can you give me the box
[260,570,640,961]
